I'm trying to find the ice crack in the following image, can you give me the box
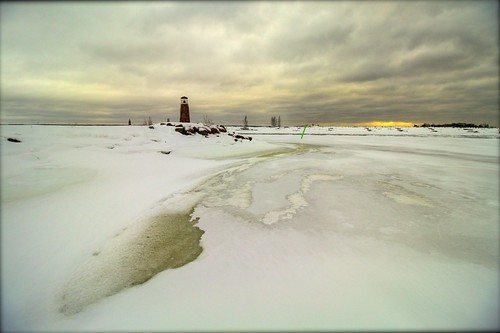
[261,174,343,225]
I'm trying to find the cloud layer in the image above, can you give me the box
[1,1,498,125]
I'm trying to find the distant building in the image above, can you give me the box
[179,96,190,122]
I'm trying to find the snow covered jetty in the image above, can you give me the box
[169,122,227,135]
[167,122,253,141]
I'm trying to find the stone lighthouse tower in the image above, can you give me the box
[179,96,190,122]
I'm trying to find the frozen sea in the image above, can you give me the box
[1,124,499,331]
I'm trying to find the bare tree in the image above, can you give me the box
[128,119,131,126]
[148,116,153,126]
[278,115,281,127]
[243,115,249,129]
[203,114,214,126]
[271,116,277,127]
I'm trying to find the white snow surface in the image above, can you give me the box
[1,124,499,331]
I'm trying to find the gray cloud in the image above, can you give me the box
[1,1,498,126]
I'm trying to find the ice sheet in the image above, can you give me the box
[1,125,498,331]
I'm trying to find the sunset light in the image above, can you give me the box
[363,121,415,127]
[319,121,416,127]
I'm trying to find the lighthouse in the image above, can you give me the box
[179,96,190,122]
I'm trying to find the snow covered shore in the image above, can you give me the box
[1,124,498,331]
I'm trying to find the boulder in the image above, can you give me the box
[175,126,187,135]
[7,137,21,143]
[198,128,210,136]
[235,134,252,141]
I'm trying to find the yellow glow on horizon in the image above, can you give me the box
[364,121,415,127]
[319,121,415,127]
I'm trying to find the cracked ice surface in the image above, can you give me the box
[187,136,499,330]
[193,146,345,225]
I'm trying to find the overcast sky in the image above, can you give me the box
[1,1,498,126]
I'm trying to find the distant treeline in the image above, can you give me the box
[415,123,490,128]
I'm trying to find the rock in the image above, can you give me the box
[7,138,21,143]
[198,129,209,136]
[149,126,155,129]
[166,123,174,126]
[159,150,172,155]
[198,128,210,135]
[175,126,187,135]
[234,134,252,141]
[217,125,227,133]
[210,127,220,134]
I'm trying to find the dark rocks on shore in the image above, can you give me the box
[235,134,252,141]
[198,128,210,136]
[7,137,22,143]
[172,124,250,141]
[175,127,191,135]
[229,132,252,141]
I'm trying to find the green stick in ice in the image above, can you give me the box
[301,124,308,139]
